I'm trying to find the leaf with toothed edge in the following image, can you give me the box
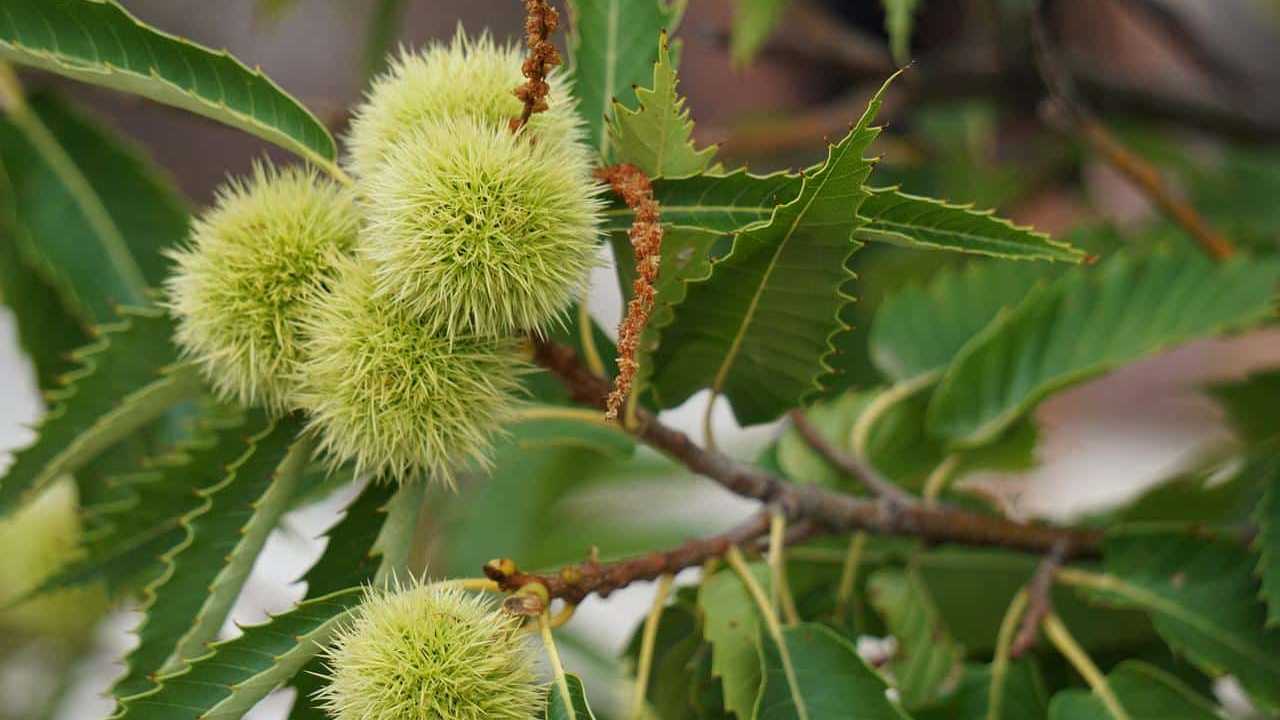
[566,0,686,159]
[604,179,1083,263]
[608,30,715,178]
[0,306,200,522]
[112,587,366,720]
[647,74,896,424]
[285,480,409,718]
[30,408,254,599]
[1070,528,1280,713]
[0,0,340,173]
[928,250,1280,447]
[111,414,308,702]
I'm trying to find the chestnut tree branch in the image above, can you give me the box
[530,336,1104,567]
[1031,6,1235,261]
[788,409,915,505]
[1012,539,1069,657]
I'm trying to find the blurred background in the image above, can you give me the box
[3,0,1280,717]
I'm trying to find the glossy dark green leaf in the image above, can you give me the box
[0,0,339,171]
[0,91,189,325]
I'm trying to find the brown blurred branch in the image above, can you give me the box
[788,409,914,504]
[1032,6,1236,261]
[1012,539,1068,657]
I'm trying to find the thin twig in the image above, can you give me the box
[511,0,561,133]
[484,512,773,603]
[1031,5,1235,261]
[531,336,1104,559]
[1011,539,1068,657]
[595,164,664,423]
[789,409,915,505]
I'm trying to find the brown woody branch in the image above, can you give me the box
[1031,8,1235,261]
[788,409,914,504]
[1012,539,1069,657]
[485,512,774,604]
[511,0,561,133]
[531,337,1103,565]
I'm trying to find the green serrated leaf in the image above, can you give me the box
[1067,528,1280,713]
[700,564,770,719]
[755,622,908,720]
[0,182,88,389]
[731,0,790,66]
[603,179,1082,265]
[121,419,311,700]
[929,250,1280,447]
[1258,468,1280,627]
[567,0,686,158]
[285,480,399,718]
[112,413,305,700]
[0,307,199,521]
[870,260,1053,385]
[1046,660,1220,720]
[914,661,1048,720]
[114,587,364,720]
[867,567,965,708]
[601,168,800,236]
[881,0,921,66]
[649,77,894,424]
[0,0,339,173]
[34,408,251,600]
[545,674,599,720]
[858,188,1084,263]
[610,31,714,178]
[851,378,1038,492]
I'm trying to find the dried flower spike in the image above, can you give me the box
[166,163,358,411]
[360,115,603,338]
[318,581,542,720]
[292,259,525,484]
[346,29,579,179]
